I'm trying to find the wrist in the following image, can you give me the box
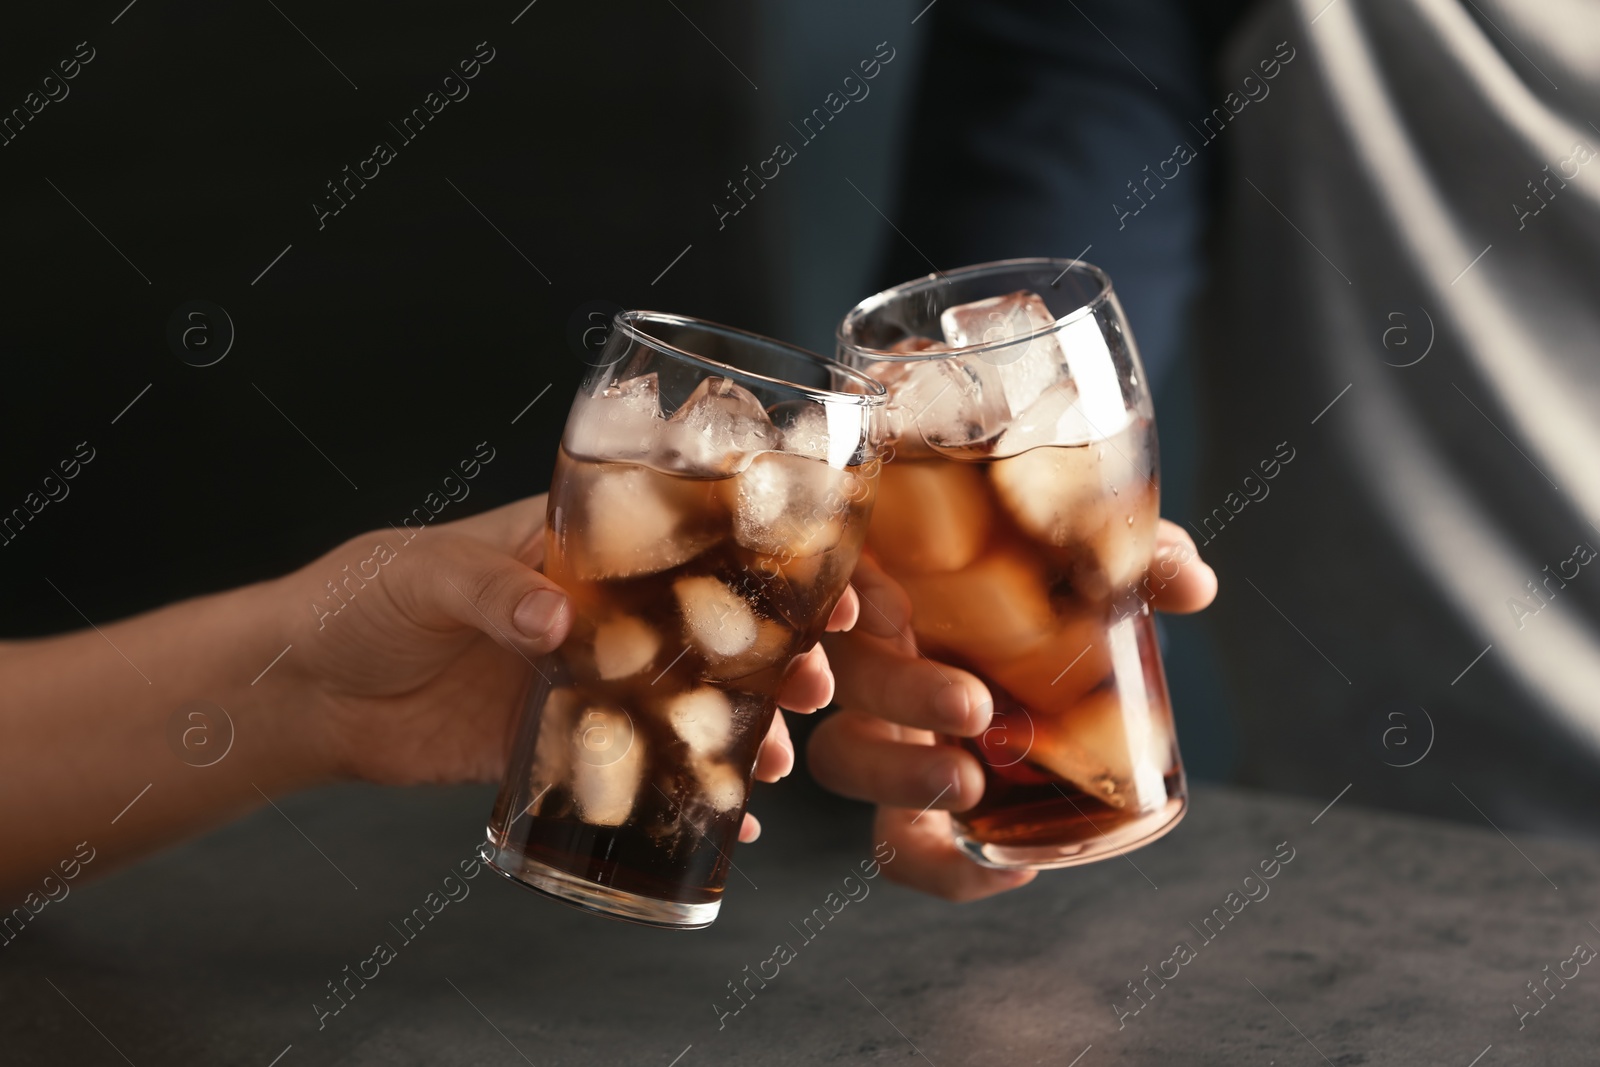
[228,573,344,793]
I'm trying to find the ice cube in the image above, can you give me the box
[776,402,830,461]
[735,549,834,634]
[1024,688,1135,809]
[897,548,1055,665]
[527,686,580,813]
[726,451,860,558]
[887,355,1010,457]
[593,615,660,680]
[982,614,1112,714]
[1026,686,1167,813]
[1082,485,1158,597]
[702,617,794,681]
[667,686,734,757]
[989,442,1096,550]
[774,402,866,469]
[866,460,991,573]
[993,382,1087,456]
[992,373,1133,460]
[569,705,644,826]
[864,359,912,392]
[989,431,1155,594]
[692,758,746,813]
[674,575,760,659]
[564,374,663,463]
[663,377,778,475]
[563,465,721,581]
[940,291,1063,417]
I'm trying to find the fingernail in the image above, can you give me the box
[513,589,569,641]
[934,684,973,732]
[925,758,959,799]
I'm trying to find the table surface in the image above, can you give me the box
[4,777,1597,1066]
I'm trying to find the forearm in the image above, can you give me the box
[0,576,330,900]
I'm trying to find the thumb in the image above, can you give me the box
[402,532,573,658]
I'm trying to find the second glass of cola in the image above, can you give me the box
[837,258,1187,870]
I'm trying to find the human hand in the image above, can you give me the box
[809,519,1217,901]
[273,494,855,843]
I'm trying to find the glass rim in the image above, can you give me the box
[616,310,886,406]
[835,257,1115,363]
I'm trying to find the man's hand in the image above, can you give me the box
[810,520,1217,901]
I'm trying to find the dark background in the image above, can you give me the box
[0,0,1239,778]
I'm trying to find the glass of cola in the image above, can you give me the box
[837,259,1186,869]
[486,311,885,928]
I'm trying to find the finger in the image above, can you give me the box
[1148,520,1218,615]
[825,585,860,633]
[753,711,795,783]
[775,644,833,714]
[875,807,1036,902]
[848,553,915,650]
[807,709,985,810]
[392,532,572,657]
[739,811,761,843]
[437,493,549,562]
[824,632,992,736]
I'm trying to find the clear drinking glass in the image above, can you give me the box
[836,258,1186,869]
[486,312,885,928]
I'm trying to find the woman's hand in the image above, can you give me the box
[810,520,1217,901]
[0,492,854,898]
[276,493,854,843]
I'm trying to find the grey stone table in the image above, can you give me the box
[4,778,1597,1066]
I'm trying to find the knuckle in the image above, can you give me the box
[465,563,516,610]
